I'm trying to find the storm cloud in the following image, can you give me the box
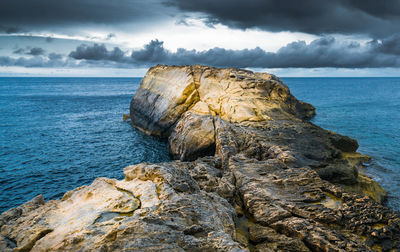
[0,25,22,34]
[168,0,400,37]
[0,0,173,32]
[2,0,400,38]
[5,36,400,69]
[13,47,46,56]
[69,44,125,62]
[68,37,400,68]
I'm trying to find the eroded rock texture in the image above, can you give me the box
[1,65,399,251]
[129,65,399,251]
[0,163,244,251]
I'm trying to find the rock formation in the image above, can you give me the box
[1,65,399,251]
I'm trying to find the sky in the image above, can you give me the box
[1,0,400,77]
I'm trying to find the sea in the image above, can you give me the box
[0,77,399,213]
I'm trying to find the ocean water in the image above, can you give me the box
[0,78,170,212]
[0,77,399,213]
[283,77,400,211]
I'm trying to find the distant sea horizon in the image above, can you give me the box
[0,77,399,213]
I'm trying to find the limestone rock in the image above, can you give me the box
[0,162,245,251]
[127,65,399,250]
[227,156,400,251]
[317,161,359,185]
[130,65,200,136]
[130,65,314,138]
[169,110,216,161]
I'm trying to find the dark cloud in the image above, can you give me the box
[4,37,400,69]
[0,0,172,32]
[13,47,46,56]
[375,35,400,55]
[167,0,400,37]
[0,55,68,68]
[69,44,125,62]
[28,47,45,56]
[0,25,22,34]
[67,37,400,68]
[1,0,399,40]
[12,48,25,55]
[131,40,169,63]
[2,0,398,38]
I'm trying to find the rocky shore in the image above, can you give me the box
[1,65,399,251]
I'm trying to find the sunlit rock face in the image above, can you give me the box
[130,65,314,137]
[2,65,399,251]
[0,162,243,251]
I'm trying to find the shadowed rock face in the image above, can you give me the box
[1,65,399,251]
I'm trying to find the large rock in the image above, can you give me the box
[130,65,315,137]
[129,65,398,250]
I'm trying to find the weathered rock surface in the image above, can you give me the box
[0,163,244,251]
[130,65,315,138]
[2,65,399,251]
[129,65,399,251]
[168,109,216,161]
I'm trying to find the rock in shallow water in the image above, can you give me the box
[2,65,399,251]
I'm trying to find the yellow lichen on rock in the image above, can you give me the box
[342,152,371,167]
[343,173,387,203]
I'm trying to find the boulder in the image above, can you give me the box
[168,108,216,161]
[317,161,359,185]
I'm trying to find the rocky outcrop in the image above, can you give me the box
[128,65,399,251]
[2,65,399,251]
[0,163,243,251]
[129,65,378,187]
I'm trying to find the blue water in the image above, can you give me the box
[0,78,170,212]
[283,77,400,211]
[0,78,399,213]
